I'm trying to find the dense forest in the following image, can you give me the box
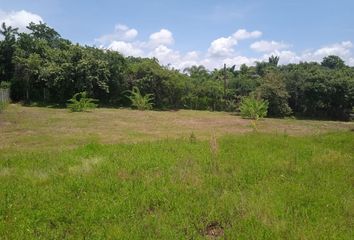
[0,22,353,120]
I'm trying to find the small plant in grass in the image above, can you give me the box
[239,96,268,120]
[67,92,98,112]
[126,87,154,111]
[189,132,197,143]
[0,81,10,113]
[239,96,268,131]
[0,101,8,113]
[209,132,220,172]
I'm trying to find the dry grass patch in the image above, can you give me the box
[69,157,103,175]
[0,104,352,151]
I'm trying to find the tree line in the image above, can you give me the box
[0,22,353,120]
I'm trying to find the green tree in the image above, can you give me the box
[0,22,18,81]
[256,71,292,117]
[268,55,280,66]
[321,55,345,69]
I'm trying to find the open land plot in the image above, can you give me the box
[0,105,353,239]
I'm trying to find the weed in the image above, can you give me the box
[126,87,154,110]
[67,92,98,112]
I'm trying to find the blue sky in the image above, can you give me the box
[0,0,353,69]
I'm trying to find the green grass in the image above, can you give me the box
[1,132,353,239]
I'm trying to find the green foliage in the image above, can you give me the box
[0,82,10,112]
[256,71,292,117]
[1,22,354,120]
[321,55,345,69]
[268,55,280,66]
[0,101,8,112]
[239,96,268,120]
[283,62,354,120]
[0,23,18,82]
[189,132,197,143]
[126,86,154,110]
[0,81,10,89]
[67,92,97,112]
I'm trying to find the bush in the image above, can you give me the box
[126,87,154,110]
[67,92,98,112]
[0,82,10,113]
[239,96,268,120]
[0,101,8,113]
[0,81,11,89]
[257,71,292,117]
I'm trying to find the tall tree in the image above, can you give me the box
[0,22,18,81]
[256,71,292,117]
[321,55,345,69]
[268,55,280,66]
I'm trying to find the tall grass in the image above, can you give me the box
[0,132,353,239]
[0,101,8,112]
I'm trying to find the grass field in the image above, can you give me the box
[0,104,352,151]
[0,105,353,239]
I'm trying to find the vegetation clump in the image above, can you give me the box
[126,87,154,110]
[189,132,197,143]
[67,92,97,112]
[239,96,268,120]
[0,81,11,89]
[0,81,10,112]
[0,101,7,112]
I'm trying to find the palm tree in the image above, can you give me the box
[268,55,280,66]
[0,22,18,41]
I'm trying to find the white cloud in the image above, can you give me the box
[149,45,179,62]
[301,41,353,63]
[348,58,354,66]
[149,29,174,47]
[224,56,258,68]
[207,29,262,57]
[313,41,352,58]
[148,45,201,69]
[0,10,43,33]
[107,41,143,57]
[233,29,262,40]
[250,40,290,52]
[208,36,237,57]
[96,23,354,69]
[95,24,138,44]
[97,26,267,69]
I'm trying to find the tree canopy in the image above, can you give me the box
[0,22,353,120]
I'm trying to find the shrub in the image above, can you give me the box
[0,82,10,113]
[0,101,8,113]
[239,96,268,120]
[126,87,154,110]
[67,92,98,112]
[256,71,292,117]
[0,81,11,89]
[189,132,197,143]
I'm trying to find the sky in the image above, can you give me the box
[0,0,353,69]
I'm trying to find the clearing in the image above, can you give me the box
[0,105,353,239]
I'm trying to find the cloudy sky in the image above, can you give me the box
[0,0,353,69]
